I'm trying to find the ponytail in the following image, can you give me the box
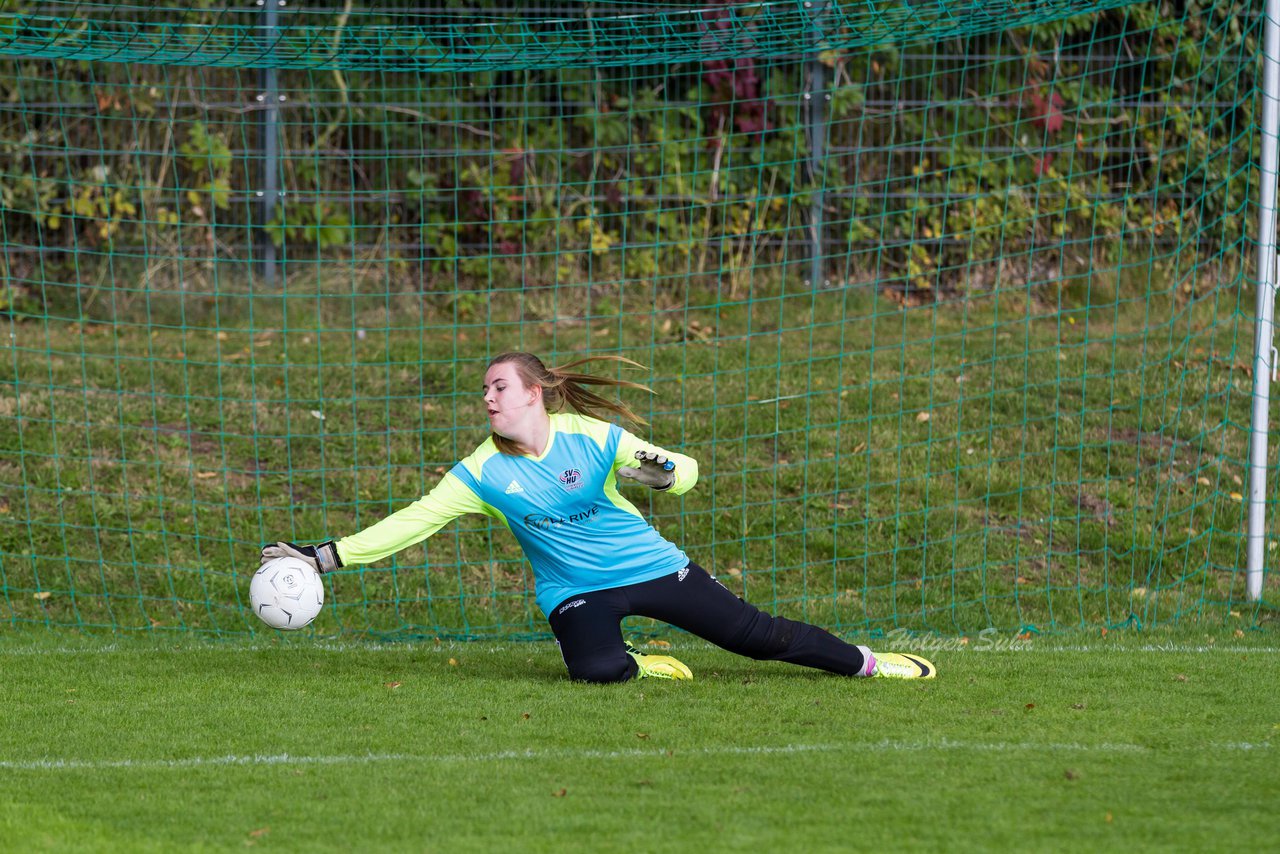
[487,352,652,455]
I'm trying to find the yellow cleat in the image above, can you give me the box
[871,652,936,679]
[626,644,693,680]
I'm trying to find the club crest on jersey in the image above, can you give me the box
[559,468,584,491]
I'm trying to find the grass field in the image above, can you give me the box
[3,264,1279,849]
[1,629,1277,852]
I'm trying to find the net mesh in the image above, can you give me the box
[0,0,1272,638]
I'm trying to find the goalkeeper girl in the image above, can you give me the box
[263,352,935,682]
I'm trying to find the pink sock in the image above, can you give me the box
[857,645,876,677]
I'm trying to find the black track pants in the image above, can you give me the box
[546,562,868,683]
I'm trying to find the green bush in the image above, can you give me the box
[0,2,1256,299]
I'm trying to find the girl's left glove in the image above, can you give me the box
[616,450,676,491]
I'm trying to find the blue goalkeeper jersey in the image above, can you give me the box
[335,412,698,615]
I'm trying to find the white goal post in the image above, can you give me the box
[1247,0,1280,601]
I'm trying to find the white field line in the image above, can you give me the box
[0,738,1271,772]
[2,642,1279,656]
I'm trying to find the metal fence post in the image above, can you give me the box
[258,0,282,284]
[805,1,828,289]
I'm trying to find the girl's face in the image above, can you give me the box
[482,362,540,436]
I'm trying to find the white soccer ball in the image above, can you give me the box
[250,557,325,630]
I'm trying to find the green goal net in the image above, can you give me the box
[0,0,1272,638]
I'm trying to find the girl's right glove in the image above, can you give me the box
[260,540,343,574]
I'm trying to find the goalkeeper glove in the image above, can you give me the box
[616,450,676,491]
[260,540,343,574]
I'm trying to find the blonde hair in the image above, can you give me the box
[487,352,653,455]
